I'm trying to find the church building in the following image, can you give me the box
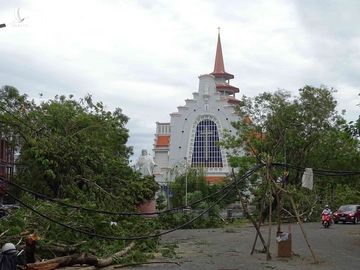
[153,33,241,185]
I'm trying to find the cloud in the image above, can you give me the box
[0,0,359,161]
[292,0,360,118]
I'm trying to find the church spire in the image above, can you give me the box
[213,32,225,74]
[210,30,234,80]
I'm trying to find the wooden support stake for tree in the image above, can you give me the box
[288,195,319,264]
[250,177,268,255]
[232,173,269,259]
[237,190,269,257]
[250,229,259,255]
[272,182,319,264]
[276,188,282,234]
[250,209,264,255]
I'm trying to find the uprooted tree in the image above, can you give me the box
[0,85,159,263]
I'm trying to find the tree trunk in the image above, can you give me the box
[25,242,135,270]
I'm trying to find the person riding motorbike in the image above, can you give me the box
[321,205,332,228]
[322,205,332,216]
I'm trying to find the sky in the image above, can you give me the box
[1,0,359,162]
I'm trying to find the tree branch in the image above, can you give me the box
[25,242,135,270]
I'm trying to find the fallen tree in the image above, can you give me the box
[25,242,135,270]
[0,87,160,265]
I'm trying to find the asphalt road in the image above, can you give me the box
[130,222,360,270]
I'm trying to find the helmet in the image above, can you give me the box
[1,243,16,254]
[325,205,329,208]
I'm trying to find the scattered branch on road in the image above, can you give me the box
[25,242,135,270]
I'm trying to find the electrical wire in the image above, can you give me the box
[9,161,358,240]
[0,165,261,240]
[9,164,255,215]
[3,187,230,240]
[0,163,265,216]
[0,177,230,216]
[0,103,265,215]
[0,105,261,215]
[271,162,360,176]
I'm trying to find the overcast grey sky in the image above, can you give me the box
[1,0,359,160]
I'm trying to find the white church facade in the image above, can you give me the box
[153,34,241,185]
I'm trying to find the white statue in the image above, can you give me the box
[135,149,155,176]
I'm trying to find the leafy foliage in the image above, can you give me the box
[169,168,208,208]
[1,86,158,206]
[0,85,159,258]
[0,195,161,258]
[157,168,225,228]
[223,85,360,219]
[331,184,360,209]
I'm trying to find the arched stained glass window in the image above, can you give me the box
[191,119,223,167]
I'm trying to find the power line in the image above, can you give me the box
[6,161,358,240]
[0,163,264,216]
[0,165,261,240]
[0,177,228,216]
[3,187,230,240]
[0,103,246,214]
[271,162,360,177]
[1,102,248,215]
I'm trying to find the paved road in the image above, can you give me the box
[130,222,360,270]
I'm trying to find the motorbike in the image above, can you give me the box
[322,213,332,228]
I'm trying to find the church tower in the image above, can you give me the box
[153,33,240,184]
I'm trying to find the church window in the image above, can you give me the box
[191,119,223,168]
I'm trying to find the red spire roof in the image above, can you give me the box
[210,33,234,80]
[213,33,225,73]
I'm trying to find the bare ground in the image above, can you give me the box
[129,222,360,270]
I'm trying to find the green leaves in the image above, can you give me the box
[222,85,360,217]
[0,85,160,258]
[0,85,158,205]
[225,85,359,182]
